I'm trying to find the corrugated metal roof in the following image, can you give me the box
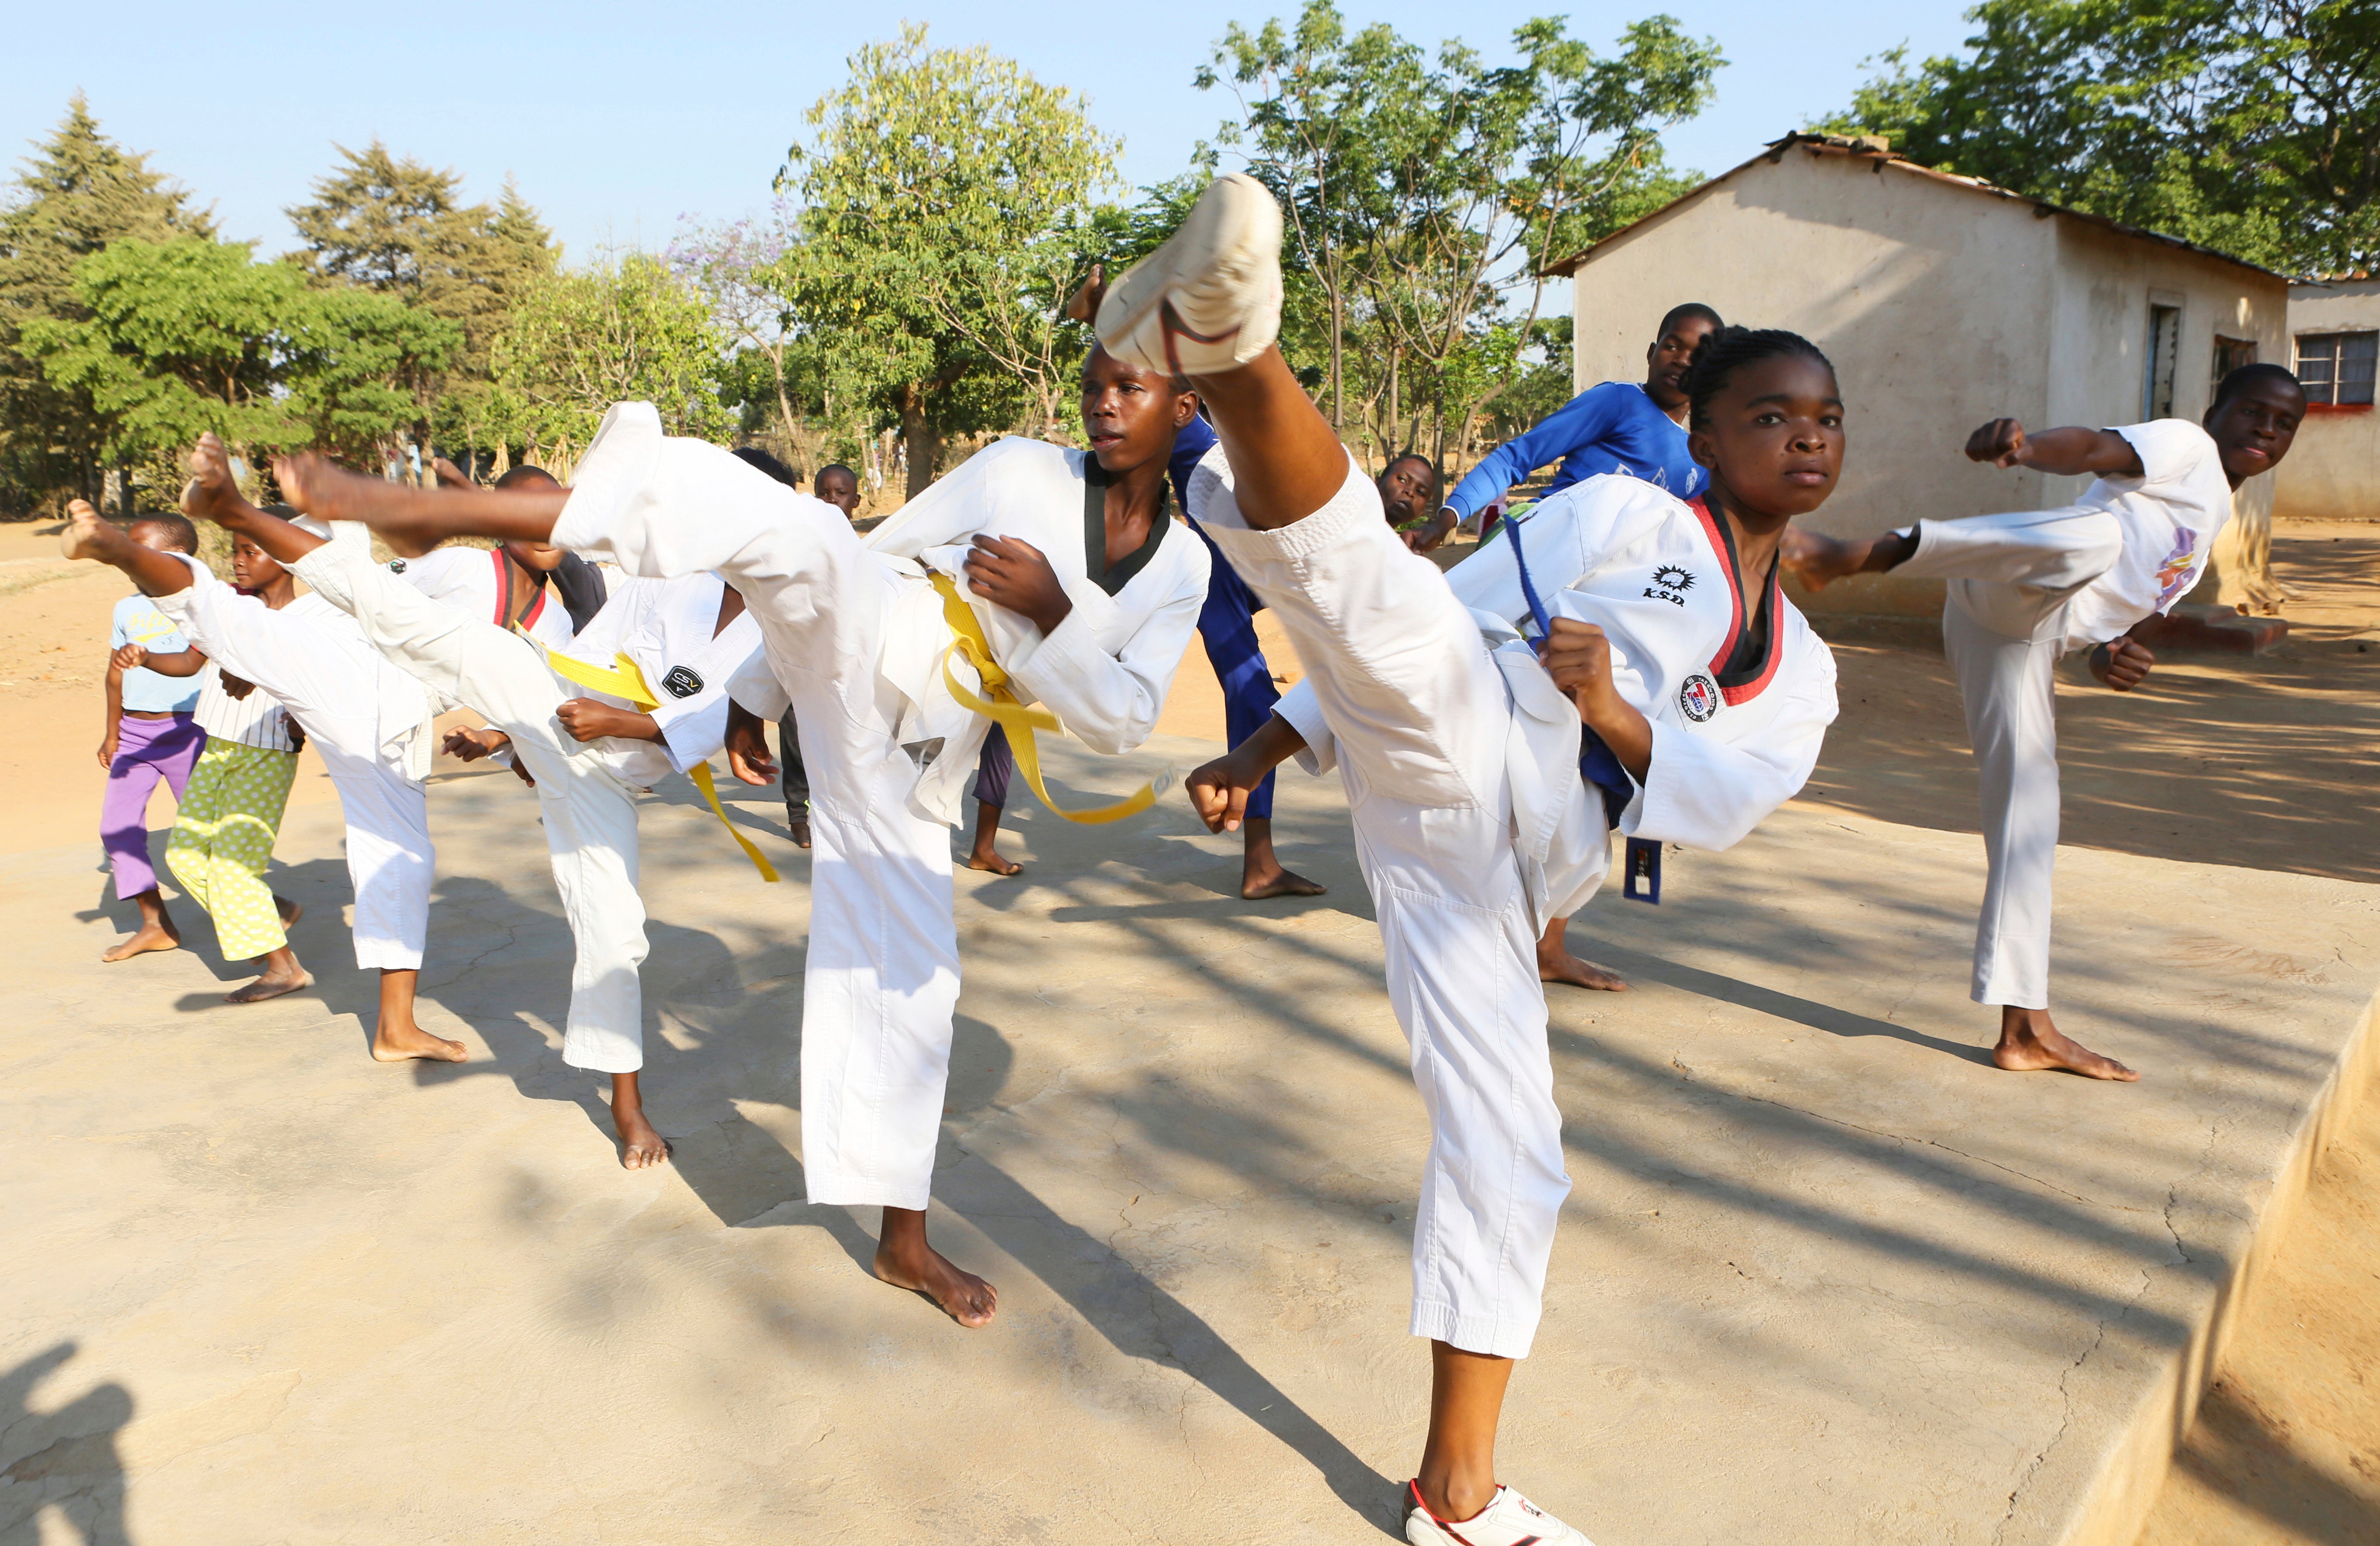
[1543,132,2288,282]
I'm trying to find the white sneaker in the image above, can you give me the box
[1403,1480,1597,1546]
[1093,171,1283,377]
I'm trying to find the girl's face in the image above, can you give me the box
[231,534,285,590]
[1687,354,1845,521]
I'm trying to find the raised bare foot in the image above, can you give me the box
[874,1235,999,1328]
[226,968,313,1004]
[614,1106,672,1169]
[59,500,124,562]
[102,921,181,962]
[180,433,257,525]
[1540,945,1629,992]
[371,1020,469,1063]
[966,847,1023,877]
[1992,1008,2139,1081]
[1241,864,1327,900]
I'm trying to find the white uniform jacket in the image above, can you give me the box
[1282,473,1838,854]
[389,543,577,650]
[548,571,772,792]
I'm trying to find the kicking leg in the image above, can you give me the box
[1536,914,1627,993]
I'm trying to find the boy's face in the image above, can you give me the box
[2205,377,2305,486]
[1080,345,1191,476]
[1377,458,1437,524]
[816,469,860,515]
[1645,315,1718,411]
[231,534,285,590]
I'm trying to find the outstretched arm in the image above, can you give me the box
[1965,418,2144,478]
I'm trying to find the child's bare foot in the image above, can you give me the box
[101,920,181,962]
[226,966,312,1004]
[59,500,126,562]
[966,846,1023,877]
[1540,943,1628,991]
[1992,1007,2138,1081]
[874,1230,999,1328]
[180,433,257,525]
[1241,860,1327,900]
[615,1105,672,1169]
[371,1020,469,1063]
[787,813,812,849]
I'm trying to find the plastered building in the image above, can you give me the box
[1549,134,2292,617]
[2275,276,2379,522]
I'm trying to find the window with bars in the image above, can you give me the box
[2295,331,2377,406]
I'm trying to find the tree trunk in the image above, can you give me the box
[899,385,941,500]
[1329,282,1345,429]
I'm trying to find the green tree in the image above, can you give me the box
[20,234,456,472]
[779,23,1119,494]
[1824,1,2379,274]
[286,142,559,458]
[1200,4,1720,466]
[0,94,212,511]
[493,252,730,469]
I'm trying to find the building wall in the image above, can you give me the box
[2275,279,2380,522]
[1567,146,2287,615]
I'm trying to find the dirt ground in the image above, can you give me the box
[2,512,2375,1541]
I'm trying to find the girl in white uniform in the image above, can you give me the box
[1109,176,1847,1546]
[60,462,456,1064]
[1784,363,2307,1080]
[268,355,1210,1322]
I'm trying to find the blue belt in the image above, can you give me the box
[1505,512,1661,905]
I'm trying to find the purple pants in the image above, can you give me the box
[103,713,205,899]
[971,725,1015,810]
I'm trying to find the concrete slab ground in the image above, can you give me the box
[3,726,2373,1546]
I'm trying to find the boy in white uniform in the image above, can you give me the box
[177,456,779,1168]
[61,462,458,1063]
[268,346,1209,1317]
[1118,178,1846,1543]
[1786,363,2306,1080]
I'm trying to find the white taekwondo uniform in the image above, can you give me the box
[391,544,578,649]
[152,536,442,972]
[552,402,1209,1211]
[1888,419,2233,1009]
[292,538,766,1074]
[1227,468,1837,1360]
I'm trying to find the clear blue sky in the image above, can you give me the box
[10,0,1980,263]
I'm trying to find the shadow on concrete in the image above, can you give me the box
[0,1343,133,1546]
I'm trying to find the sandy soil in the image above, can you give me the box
[3,512,2374,1540]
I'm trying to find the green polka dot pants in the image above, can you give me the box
[167,740,300,962]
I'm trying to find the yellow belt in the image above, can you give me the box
[929,571,1155,825]
[537,646,780,883]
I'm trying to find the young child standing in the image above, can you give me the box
[1784,363,2306,1080]
[96,513,207,962]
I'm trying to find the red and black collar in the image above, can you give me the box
[1685,495,1783,705]
[490,546,547,632]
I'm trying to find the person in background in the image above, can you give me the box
[96,512,208,962]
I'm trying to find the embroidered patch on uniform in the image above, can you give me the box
[661,665,705,699]
[1679,672,1722,722]
[387,558,407,573]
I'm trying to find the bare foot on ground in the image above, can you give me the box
[226,967,313,1004]
[966,847,1023,877]
[615,1107,672,1169]
[788,814,811,850]
[372,1020,469,1064]
[102,922,181,962]
[1992,1007,2138,1081]
[1537,917,1627,991]
[875,1208,998,1328]
[1241,862,1327,900]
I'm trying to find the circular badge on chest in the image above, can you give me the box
[1678,672,1722,723]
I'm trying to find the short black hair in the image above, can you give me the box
[495,464,559,490]
[816,463,858,486]
[2212,362,2305,412]
[1657,302,1724,338]
[1681,326,1836,430]
[731,446,802,488]
[127,511,197,554]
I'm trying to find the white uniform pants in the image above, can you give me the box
[1198,460,1571,1361]
[1896,508,2123,1008]
[294,544,651,1071]
[555,446,961,1210]
[159,565,433,972]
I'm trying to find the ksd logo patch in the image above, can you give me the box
[661,665,706,699]
[1678,672,1722,723]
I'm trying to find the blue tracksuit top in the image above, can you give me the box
[1444,380,1703,519]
